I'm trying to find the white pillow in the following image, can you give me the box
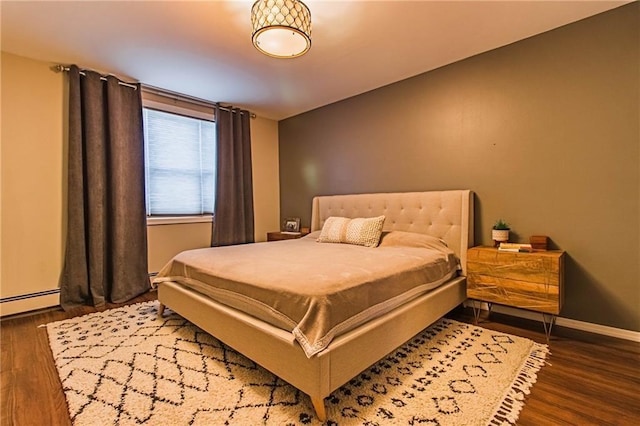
[317,216,385,247]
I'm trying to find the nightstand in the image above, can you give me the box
[267,231,310,242]
[466,246,565,340]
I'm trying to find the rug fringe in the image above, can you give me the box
[489,342,550,425]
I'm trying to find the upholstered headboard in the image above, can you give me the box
[311,190,474,274]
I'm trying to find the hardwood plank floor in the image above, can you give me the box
[447,310,640,426]
[1,293,638,425]
[1,291,157,426]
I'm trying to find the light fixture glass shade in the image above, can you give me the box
[251,0,311,58]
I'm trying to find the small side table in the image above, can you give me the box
[267,231,310,242]
[466,246,565,341]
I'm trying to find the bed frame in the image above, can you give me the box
[157,190,473,420]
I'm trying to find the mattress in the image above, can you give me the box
[153,230,459,357]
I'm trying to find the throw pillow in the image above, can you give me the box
[317,216,385,247]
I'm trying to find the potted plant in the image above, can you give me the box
[492,219,510,247]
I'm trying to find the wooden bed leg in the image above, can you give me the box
[157,303,165,318]
[310,397,327,422]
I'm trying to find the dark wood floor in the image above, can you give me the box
[1,291,639,425]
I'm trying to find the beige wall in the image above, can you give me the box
[279,5,639,332]
[147,223,212,273]
[0,52,280,314]
[251,116,281,241]
[1,52,65,315]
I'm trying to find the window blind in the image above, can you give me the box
[143,108,216,215]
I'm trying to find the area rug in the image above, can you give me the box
[46,301,548,425]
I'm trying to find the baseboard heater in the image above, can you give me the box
[2,273,158,317]
[0,288,61,304]
[0,289,61,317]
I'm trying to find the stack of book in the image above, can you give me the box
[498,242,533,252]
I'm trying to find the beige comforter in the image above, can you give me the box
[153,231,458,357]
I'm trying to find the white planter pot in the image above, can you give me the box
[492,229,510,244]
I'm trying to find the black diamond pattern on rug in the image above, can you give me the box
[46,302,548,425]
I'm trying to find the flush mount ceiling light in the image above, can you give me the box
[251,0,312,58]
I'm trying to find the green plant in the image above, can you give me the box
[493,219,510,230]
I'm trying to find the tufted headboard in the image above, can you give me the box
[311,190,474,275]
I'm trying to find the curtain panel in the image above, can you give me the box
[211,106,255,246]
[60,65,150,309]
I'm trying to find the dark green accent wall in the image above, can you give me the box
[278,4,639,332]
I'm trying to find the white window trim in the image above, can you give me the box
[146,215,213,226]
[143,99,214,121]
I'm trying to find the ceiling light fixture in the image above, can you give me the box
[251,0,312,59]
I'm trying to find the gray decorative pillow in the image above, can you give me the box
[317,216,386,247]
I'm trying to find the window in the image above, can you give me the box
[143,107,216,217]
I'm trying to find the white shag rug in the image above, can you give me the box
[46,301,548,425]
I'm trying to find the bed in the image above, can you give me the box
[155,190,473,420]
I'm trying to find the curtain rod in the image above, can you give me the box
[52,65,138,89]
[142,84,256,119]
[53,64,256,119]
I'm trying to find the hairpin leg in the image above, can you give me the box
[541,313,556,342]
[471,300,492,324]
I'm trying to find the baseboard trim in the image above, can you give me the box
[464,301,640,343]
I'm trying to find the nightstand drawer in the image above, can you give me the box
[467,246,565,315]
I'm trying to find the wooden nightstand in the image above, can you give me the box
[466,246,565,340]
[267,231,310,241]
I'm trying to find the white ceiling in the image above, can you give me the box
[1,0,629,120]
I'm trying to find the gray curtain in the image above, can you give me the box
[212,105,255,246]
[59,65,150,309]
